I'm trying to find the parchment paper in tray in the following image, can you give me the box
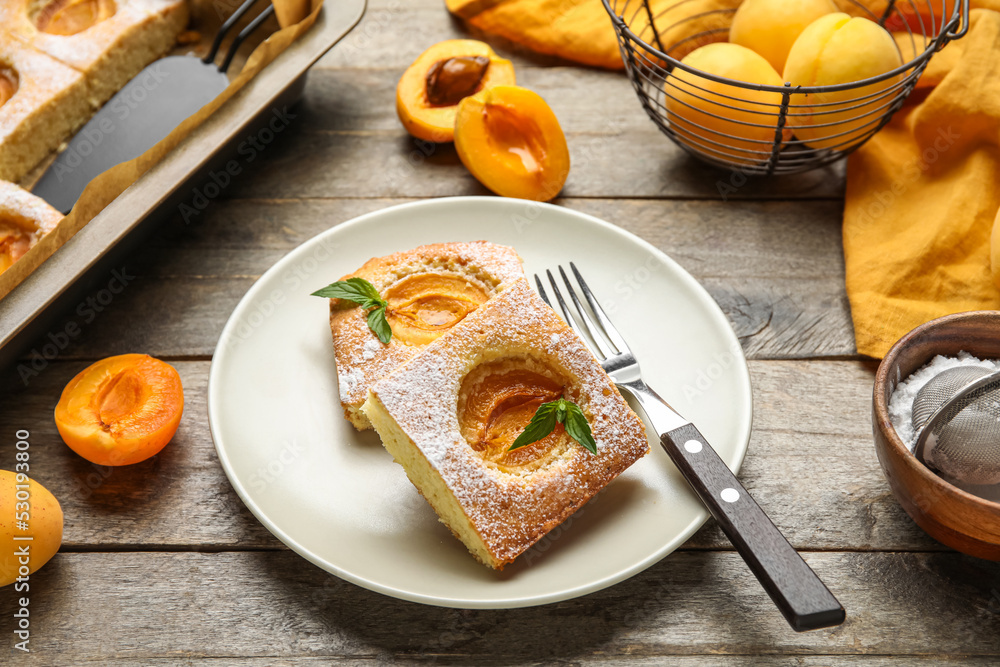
[0,0,324,302]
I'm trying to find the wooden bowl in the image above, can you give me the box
[873,311,1000,560]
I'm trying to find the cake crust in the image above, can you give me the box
[0,36,92,182]
[328,241,524,430]
[362,278,650,569]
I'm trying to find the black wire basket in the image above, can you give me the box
[603,0,970,174]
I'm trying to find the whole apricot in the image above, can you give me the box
[783,13,903,150]
[55,354,184,466]
[0,470,63,587]
[454,85,569,202]
[664,43,785,165]
[729,0,839,72]
[397,40,516,143]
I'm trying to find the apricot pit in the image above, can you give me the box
[397,39,515,143]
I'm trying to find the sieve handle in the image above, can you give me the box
[660,421,846,632]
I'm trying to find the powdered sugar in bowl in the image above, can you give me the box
[873,311,1000,560]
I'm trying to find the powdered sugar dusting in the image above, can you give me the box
[0,181,62,235]
[362,337,382,361]
[888,351,1000,501]
[338,368,364,397]
[328,241,525,415]
[368,278,649,564]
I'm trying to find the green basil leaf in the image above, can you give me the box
[367,306,393,345]
[563,402,598,454]
[312,277,383,304]
[508,402,559,451]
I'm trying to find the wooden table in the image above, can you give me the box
[4,1,1000,662]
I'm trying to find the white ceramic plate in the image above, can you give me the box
[208,197,752,608]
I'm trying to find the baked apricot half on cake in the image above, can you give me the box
[54,354,184,466]
[0,67,17,106]
[455,85,570,202]
[313,241,525,431]
[0,181,62,274]
[396,39,515,143]
[31,0,118,36]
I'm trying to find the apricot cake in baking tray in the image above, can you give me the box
[327,241,525,430]
[0,179,61,273]
[0,0,189,182]
[362,278,650,569]
[0,37,91,182]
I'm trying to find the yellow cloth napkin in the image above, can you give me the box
[444,0,740,69]
[844,8,1000,358]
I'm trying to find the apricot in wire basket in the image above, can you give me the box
[665,43,785,165]
[397,39,515,143]
[783,14,903,150]
[454,85,569,202]
[54,354,184,466]
[729,0,838,72]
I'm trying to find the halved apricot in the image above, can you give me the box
[54,354,184,466]
[454,85,570,202]
[396,39,516,143]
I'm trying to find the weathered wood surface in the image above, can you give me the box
[227,67,844,201]
[2,551,999,661]
[1,0,995,663]
[0,359,935,551]
[10,197,853,362]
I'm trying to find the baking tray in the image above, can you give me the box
[0,0,367,376]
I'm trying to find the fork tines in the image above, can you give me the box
[535,263,630,362]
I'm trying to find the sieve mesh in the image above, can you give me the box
[912,367,1000,486]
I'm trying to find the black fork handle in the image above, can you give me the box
[662,422,846,632]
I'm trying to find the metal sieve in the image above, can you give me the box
[912,366,1000,486]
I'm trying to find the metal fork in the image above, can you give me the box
[537,264,845,632]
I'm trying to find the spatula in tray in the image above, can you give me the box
[32,0,308,214]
